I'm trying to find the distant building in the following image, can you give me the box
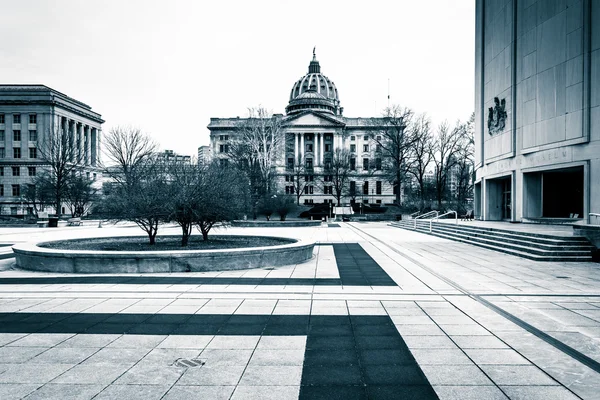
[207,51,397,205]
[197,145,211,167]
[0,85,103,216]
[474,1,600,222]
[157,149,191,164]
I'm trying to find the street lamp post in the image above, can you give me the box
[329,202,332,221]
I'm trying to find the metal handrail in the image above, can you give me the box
[409,211,420,218]
[590,213,600,225]
[414,210,439,228]
[430,211,458,232]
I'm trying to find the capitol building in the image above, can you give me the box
[206,51,395,206]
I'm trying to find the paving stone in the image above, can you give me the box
[204,335,260,350]
[231,385,299,400]
[256,335,306,349]
[433,385,509,400]
[299,385,368,399]
[56,334,121,348]
[107,334,167,348]
[163,385,235,400]
[0,364,74,384]
[500,386,580,399]
[419,365,493,385]
[113,362,185,385]
[31,347,99,364]
[249,349,305,366]
[0,384,41,400]
[178,365,245,386]
[23,383,105,400]
[0,347,47,363]
[239,365,303,386]
[7,333,74,347]
[450,335,509,349]
[51,363,131,384]
[82,347,149,365]
[463,349,530,365]
[480,365,559,386]
[410,348,474,365]
[141,348,202,365]
[157,335,213,349]
[94,384,171,400]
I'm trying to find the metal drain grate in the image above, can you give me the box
[173,358,205,368]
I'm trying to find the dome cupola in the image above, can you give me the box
[286,48,342,116]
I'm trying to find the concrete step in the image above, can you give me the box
[392,222,594,252]
[389,222,593,261]
[392,221,589,245]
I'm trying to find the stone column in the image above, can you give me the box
[77,123,83,162]
[91,128,97,166]
[294,133,299,165]
[320,133,325,165]
[314,133,319,167]
[299,133,304,163]
[85,125,91,166]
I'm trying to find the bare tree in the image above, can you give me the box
[101,127,167,244]
[327,148,352,206]
[228,107,284,217]
[65,175,97,217]
[371,105,417,206]
[167,160,202,246]
[37,121,86,216]
[195,162,246,240]
[21,177,53,218]
[102,126,158,188]
[288,156,312,205]
[453,113,475,213]
[430,120,467,209]
[407,114,434,211]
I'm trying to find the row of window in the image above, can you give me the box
[285,157,383,171]
[0,130,37,142]
[283,181,384,196]
[0,147,37,159]
[0,185,21,197]
[0,166,36,177]
[0,114,37,124]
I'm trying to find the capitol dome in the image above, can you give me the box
[286,50,343,116]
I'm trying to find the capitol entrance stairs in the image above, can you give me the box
[389,219,594,262]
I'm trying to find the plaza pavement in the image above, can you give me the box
[0,221,599,399]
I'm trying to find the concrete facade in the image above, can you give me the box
[474,0,599,223]
[0,85,103,216]
[207,53,397,206]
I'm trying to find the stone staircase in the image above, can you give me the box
[389,219,595,262]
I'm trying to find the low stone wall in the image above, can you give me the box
[12,236,315,274]
[573,224,600,248]
[231,220,322,227]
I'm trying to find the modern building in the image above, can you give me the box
[157,149,191,164]
[197,145,211,167]
[474,0,599,223]
[207,52,397,205]
[0,85,103,216]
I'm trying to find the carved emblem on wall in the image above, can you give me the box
[487,97,507,135]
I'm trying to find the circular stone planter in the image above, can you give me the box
[231,220,322,227]
[12,235,315,274]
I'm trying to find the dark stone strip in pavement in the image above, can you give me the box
[333,243,397,286]
[0,277,342,286]
[299,314,438,400]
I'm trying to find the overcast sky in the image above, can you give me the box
[1,0,475,157]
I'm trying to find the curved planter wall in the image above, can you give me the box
[231,220,322,227]
[12,236,315,274]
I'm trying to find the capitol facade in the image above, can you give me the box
[207,52,396,206]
